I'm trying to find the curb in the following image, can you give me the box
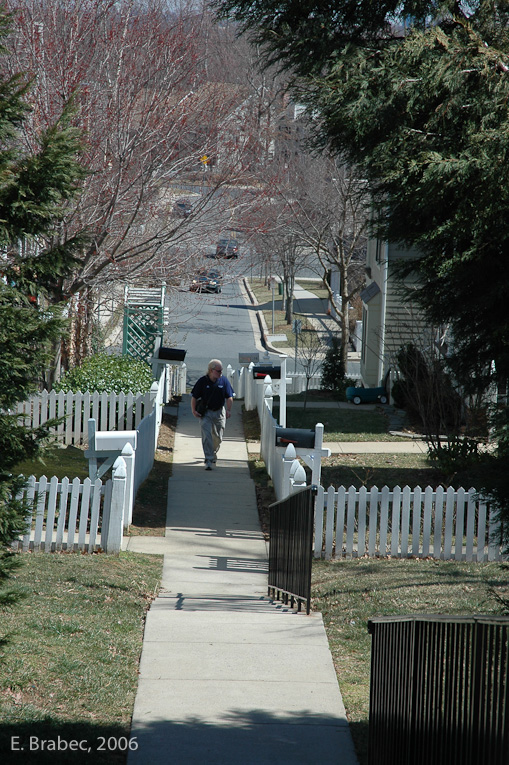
[242,277,288,356]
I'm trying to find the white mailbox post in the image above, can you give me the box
[85,419,137,530]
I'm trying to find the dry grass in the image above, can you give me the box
[128,412,177,536]
[0,552,162,763]
[312,558,509,765]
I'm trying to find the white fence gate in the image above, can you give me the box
[315,484,503,563]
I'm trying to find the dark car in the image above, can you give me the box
[173,199,193,217]
[215,238,239,258]
[189,270,222,293]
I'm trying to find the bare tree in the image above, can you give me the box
[274,151,369,371]
[4,0,267,363]
[294,327,326,409]
[254,227,309,325]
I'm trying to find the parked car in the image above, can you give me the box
[173,199,193,217]
[189,270,222,293]
[346,386,388,405]
[215,238,239,258]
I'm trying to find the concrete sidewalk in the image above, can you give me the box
[125,395,358,765]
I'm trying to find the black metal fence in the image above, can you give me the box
[368,615,509,765]
[268,485,316,614]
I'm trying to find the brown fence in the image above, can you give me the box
[368,615,509,765]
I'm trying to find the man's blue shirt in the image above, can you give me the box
[191,375,234,410]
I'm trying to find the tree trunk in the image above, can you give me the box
[285,273,294,324]
[339,260,350,373]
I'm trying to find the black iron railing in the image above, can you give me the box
[268,485,316,614]
[368,614,509,765]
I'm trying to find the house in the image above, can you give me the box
[359,238,430,390]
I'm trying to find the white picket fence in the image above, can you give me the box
[226,364,360,404]
[85,374,166,529]
[12,458,127,554]
[259,386,330,500]
[314,484,503,562]
[12,362,186,446]
[14,389,154,446]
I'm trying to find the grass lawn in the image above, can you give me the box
[320,453,439,490]
[295,279,329,301]
[0,551,162,764]
[248,278,314,346]
[13,445,89,481]
[273,404,406,442]
[312,558,509,765]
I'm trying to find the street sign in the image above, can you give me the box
[292,319,302,335]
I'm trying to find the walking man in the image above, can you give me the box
[191,359,234,470]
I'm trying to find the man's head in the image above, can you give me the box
[207,359,223,378]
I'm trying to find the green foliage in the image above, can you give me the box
[213,1,509,384]
[0,285,67,408]
[427,436,482,477]
[212,0,440,78]
[471,453,509,552]
[305,16,509,389]
[487,404,509,459]
[0,6,87,622]
[321,335,345,394]
[54,353,154,394]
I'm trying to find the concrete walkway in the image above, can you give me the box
[125,396,358,765]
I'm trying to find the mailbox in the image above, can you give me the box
[253,364,281,379]
[94,431,137,451]
[275,427,315,448]
[158,347,187,361]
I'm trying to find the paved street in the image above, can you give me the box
[167,271,265,388]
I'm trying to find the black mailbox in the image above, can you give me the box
[253,364,281,379]
[275,427,315,448]
[158,347,187,361]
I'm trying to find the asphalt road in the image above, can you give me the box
[163,243,324,388]
[166,270,265,389]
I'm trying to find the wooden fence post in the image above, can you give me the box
[87,418,97,479]
[104,457,126,554]
[121,443,135,530]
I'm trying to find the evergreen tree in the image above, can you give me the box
[321,335,345,394]
[214,0,509,386]
[0,8,85,604]
[214,0,509,536]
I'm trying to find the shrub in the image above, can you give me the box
[321,335,345,393]
[427,436,481,476]
[54,353,154,394]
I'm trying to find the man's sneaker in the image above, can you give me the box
[205,461,213,471]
